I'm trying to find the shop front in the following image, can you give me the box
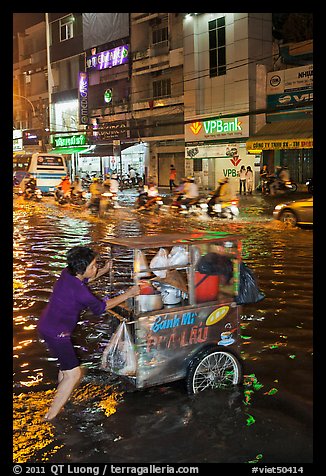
[246,117,313,183]
[185,115,259,191]
[50,133,92,179]
[78,142,146,178]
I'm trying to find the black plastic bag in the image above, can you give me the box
[235,262,265,305]
[196,253,233,283]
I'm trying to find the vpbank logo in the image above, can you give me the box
[190,122,202,135]
[230,156,241,166]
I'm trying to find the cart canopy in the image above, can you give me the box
[105,231,243,249]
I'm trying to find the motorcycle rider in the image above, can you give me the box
[181,176,199,208]
[71,176,83,196]
[102,174,111,192]
[109,173,120,194]
[88,177,104,209]
[24,176,37,199]
[60,176,72,198]
[208,177,234,206]
[270,166,290,195]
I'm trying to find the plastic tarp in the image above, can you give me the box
[82,13,129,51]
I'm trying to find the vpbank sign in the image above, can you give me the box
[185,116,249,141]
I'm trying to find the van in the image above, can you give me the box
[13,152,68,193]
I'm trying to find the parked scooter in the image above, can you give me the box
[306,178,313,194]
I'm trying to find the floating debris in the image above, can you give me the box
[246,414,256,426]
[264,388,278,396]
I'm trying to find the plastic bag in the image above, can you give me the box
[149,248,168,278]
[235,262,265,305]
[196,253,233,283]
[134,250,151,278]
[168,245,189,267]
[101,321,136,375]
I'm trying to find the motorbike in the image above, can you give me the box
[119,174,133,190]
[206,197,239,219]
[262,176,297,195]
[99,191,119,216]
[23,187,43,202]
[170,192,203,215]
[306,178,313,194]
[70,191,88,207]
[136,190,164,212]
[54,187,71,205]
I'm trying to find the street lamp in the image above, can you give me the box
[13,93,36,117]
[13,93,47,151]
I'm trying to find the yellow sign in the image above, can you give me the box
[206,306,230,326]
[246,138,313,150]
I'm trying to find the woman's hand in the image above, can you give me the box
[101,260,112,274]
[127,285,140,298]
[105,285,140,311]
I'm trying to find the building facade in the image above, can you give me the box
[13,13,313,187]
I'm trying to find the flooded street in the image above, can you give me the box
[13,192,313,464]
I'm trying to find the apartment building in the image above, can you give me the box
[13,20,49,153]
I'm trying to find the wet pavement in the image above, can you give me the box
[12,189,313,464]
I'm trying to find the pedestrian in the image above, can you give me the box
[37,245,140,421]
[259,164,268,194]
[245,166,253,194]
[129,166,136,186]
[169,164,177,192]
[239,165,246,195]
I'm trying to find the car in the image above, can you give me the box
[273,196,313,226]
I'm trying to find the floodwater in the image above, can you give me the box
[12,192,313,464]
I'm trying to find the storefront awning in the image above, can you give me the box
[50,146,93,155]
[79,143,137,156]
[246,118,313,150]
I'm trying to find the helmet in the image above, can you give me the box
[92,177,99,182]
[186,176,194,182]
[218,177,229,184]
[111,173,118,179]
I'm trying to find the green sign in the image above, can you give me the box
[104,89,112,104]
[53,134,86,147]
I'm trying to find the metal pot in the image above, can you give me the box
[138,293,163,312]
[160,284,182,305]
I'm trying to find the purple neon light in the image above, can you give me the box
[86,45,129,71]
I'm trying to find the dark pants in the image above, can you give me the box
[169,179,175,191]
[239,179,246,194]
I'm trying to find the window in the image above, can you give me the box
[193,159,203,172]
[209,17,226,77]
[60,15,74,42]
[153,78,171,98]
[152,26,168,46]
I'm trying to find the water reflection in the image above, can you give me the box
[13,196,313,463]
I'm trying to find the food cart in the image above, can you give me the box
[102,231,243,394]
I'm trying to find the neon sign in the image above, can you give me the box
[86,45,129,71]
[78,72,89,125]
[190,117,242,135]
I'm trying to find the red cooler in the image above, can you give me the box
[194,272,219,303]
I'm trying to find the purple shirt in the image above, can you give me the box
[38,268,106,338]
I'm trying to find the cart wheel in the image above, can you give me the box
[186,347,242,395]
